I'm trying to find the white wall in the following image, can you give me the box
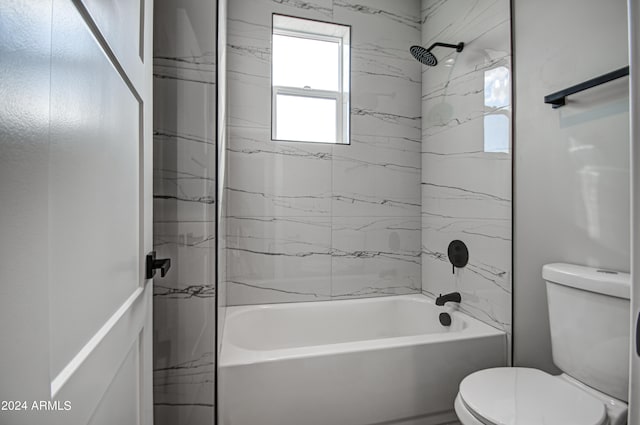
[513,0,630,373]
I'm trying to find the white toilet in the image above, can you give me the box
[454,263,630,425]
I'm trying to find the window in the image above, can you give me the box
[272,14,350,144]
[483,66,510,153]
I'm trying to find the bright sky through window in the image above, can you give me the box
[484,66,510,153]
[272,35,339,91]
[272,15,350,144]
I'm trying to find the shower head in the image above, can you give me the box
[410,42,464,66]
[410,45,437,66]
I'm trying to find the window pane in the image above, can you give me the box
[484,66,510,108]
[276,94,337,143]
[484,114,509,153]
[483,66,511,153]
[273,34,339,91]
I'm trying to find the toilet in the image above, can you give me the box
[454,263,630,425]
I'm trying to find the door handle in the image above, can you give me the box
[145,251,171,279]
[637,311,640,357]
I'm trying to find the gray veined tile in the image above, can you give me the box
[269,0,333,17]
[154,170,215,201]
[226,128,333,217]
[153,77,216,143]
[420,0,512,341]
[422,0,509,50]
[331,217,421,299]
[153,351,215,405]
[154,129,215,148]
[226,216,332,305]
[153,297,216,416]
[153,53,216,86]
[153,0,217,61]
[152,0,218,421]
[227,76,271,129]
[153,222,216,290]
[332,135,421,217]
[351,67,421,119]
[334,0,421,33]
[421,214,511,333]
[421,154,511,197]
[154,284,216,299]
[229,0,333,24]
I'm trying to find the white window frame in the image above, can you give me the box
[271,15,350,144]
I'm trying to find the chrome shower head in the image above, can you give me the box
[410,42,464,66]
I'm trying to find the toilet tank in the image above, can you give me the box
[543,263,630,402]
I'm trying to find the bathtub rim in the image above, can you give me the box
[220,294,506,367]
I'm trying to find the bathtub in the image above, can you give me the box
[220,294,506,425]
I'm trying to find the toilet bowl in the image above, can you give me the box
[454,368,627,425]
[455,263,631,425]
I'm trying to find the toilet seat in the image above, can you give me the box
[458,367,607,425]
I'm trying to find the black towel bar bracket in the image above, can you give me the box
[544,66,629,109]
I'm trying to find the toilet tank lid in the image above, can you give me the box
[542,263,630,300]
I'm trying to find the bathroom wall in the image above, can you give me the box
[153,0,217,423]
[513,0,630,373]
[225,0,422,305]
[420,0,513,341]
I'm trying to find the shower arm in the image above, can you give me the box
[426,42,465,53]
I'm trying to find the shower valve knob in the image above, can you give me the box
[447,240,469,274]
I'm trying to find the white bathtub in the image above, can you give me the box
[220,294,506,425]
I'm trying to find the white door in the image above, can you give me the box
[630,0,640,423]
[0,0,154,424]
[628,0,640,425]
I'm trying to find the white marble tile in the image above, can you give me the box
[421,163,511,220]
[421,0,512,339]
[226,216,332,304]
[331,217,421,298]
[422,0,510,52]
[153,296,215,419]
[154,405,214,425]
[334,0,421,34]
[226,128,333,217]
[342,0,422,121]
[153,221,216,295]
[154,0,217,59]
[153,76,216,225]
[153,55,216,86]
[225,0,423,305]
[421,0,511,142]
[153,132,216,223]
[153,76,216,143]
[227,69,271,130]
[226,0,337,134]
[153,0,217,419]
[422,62,511,140]
[350,106,421,140]
[226,16,271,129]
[230,0,334,23]
[332,134,421,217]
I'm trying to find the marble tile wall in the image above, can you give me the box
[226,0,423,305]
[420,0,512,344]
[153,0,217,423]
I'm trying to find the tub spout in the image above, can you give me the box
[435,292,461,306]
